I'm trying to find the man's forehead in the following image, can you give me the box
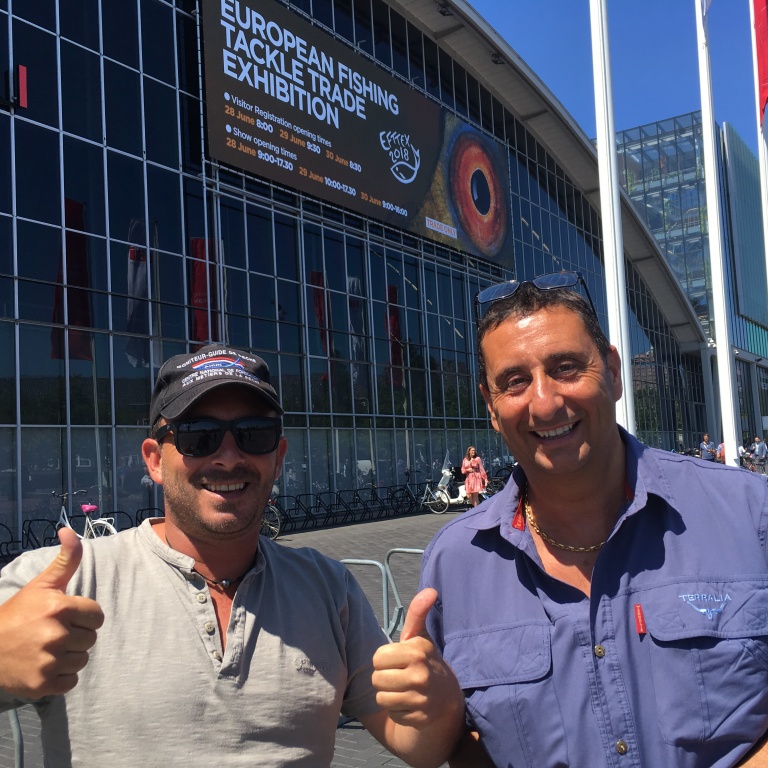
[482,306,594,354]
[493,304,589,332]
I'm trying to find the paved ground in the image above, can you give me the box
[0,508,465,767]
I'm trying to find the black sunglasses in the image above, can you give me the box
[154,417,282,457]
[474,271,598,322]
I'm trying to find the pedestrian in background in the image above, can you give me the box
[699,432,716,461]
[461,446,487,507]
[753,435,768,465]
[716,441,725,464]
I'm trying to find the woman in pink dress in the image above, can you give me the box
[461,446,488,507]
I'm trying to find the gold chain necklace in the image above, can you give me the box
[524,496,606,554]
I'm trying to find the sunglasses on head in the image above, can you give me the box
[474,271,597,322]
[154,417,282,457]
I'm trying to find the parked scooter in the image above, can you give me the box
[437,453,471,509]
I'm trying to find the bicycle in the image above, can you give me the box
[744,458,768,476]
[53,490,117,538]
[483,462,517,497]
[391,468,450,514]
[260,499,282,540]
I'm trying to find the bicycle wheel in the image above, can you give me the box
[424,487,450,514]
[389,487,411,515]
[85,519,117,538]
[260,504,282,540]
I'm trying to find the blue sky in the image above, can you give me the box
[468,1,758,154]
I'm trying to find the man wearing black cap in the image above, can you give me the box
[0,344,464,767]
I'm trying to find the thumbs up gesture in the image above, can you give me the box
[0,527,104,699]
[372,588,464,729]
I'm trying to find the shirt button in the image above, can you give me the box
[616,740,628,755]
[196,593,207,603]
[594,644,606,658]
[212,651,222,661]
[204,621,216,634]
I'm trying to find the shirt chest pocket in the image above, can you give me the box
[641,580,768,746]
[445,623,570,768]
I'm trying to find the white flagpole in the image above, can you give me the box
[589,0,636,434]
[695,0,741,461]
[750,0,768,305]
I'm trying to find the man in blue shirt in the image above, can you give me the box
[753,436,767,464]
[700,432,717,461]
[422,274,768,767]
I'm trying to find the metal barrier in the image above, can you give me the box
[341,547,425,640]
[384,548,425,637]
[340,558,393,637]
[339,549,424,729]
[8,708,23,768]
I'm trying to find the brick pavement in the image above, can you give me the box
[0,509,463,767]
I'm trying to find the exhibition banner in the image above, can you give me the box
[202,0,512,263]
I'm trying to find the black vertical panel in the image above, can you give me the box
[389,10,408,79]
[423,37,440,100]
[438,48,453,110]
[144,78,179,169]
[11,0,55,32]
[0,12,8,104]
[102,0,139,68]
[104,61,142,157]
[176,11,198,95]
[60,0,99,50]
[61,42,103,142]
[371,0,391,68]
[63,136,107,236]
[0,114,9,215]
[107,151,146,245]
[314,0,334,29]
[147,164,183,255]
[15,122,60,225]
[334,0,354,43]
[141,0,176,85]
[353,0,373,55]
[407,22,424,89]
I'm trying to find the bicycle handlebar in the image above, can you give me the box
[51,489,88,499]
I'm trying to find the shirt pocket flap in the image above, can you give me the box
[641,580,768,642]
[444,623,551,688]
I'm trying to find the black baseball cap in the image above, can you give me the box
[150,345,283,427]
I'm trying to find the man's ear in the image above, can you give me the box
[606,346,623,403]
[142,437,164,485]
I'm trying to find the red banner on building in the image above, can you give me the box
[386,285,404,389]
[755,0,768,122]
[190,238,217,345]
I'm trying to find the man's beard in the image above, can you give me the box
[162,466,272,541]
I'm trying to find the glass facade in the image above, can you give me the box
[0,0,706,538]
[617,114,712,335]
[617,112,768,443]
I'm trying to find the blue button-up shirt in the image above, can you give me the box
[700,440,717,460]
[422,429,768,767]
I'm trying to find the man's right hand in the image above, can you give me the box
[0,527,104,699]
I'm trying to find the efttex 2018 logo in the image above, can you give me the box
[679,591,732,620]
[380,131,420,184]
